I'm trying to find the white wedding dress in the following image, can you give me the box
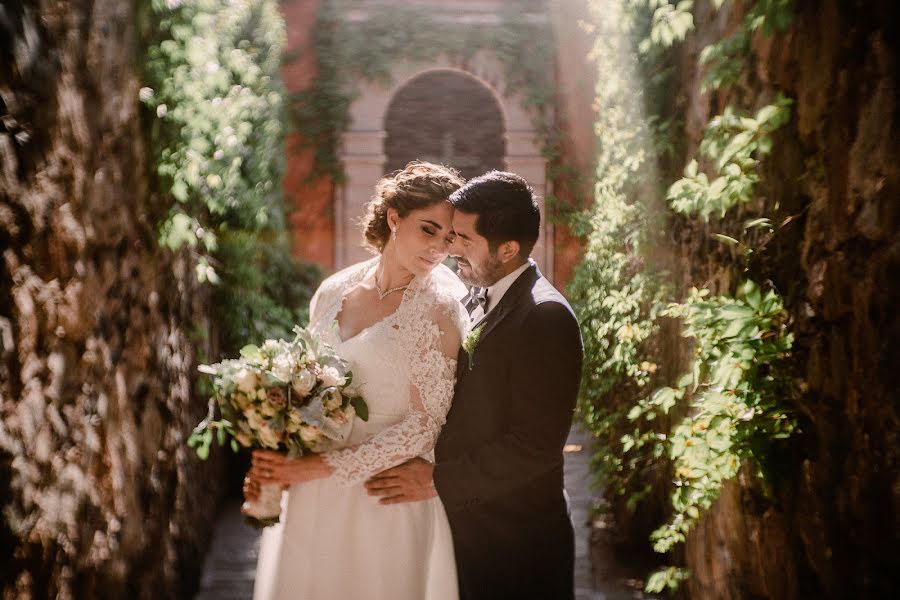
[253,257,467,600]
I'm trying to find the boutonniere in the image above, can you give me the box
[462,324,485,371]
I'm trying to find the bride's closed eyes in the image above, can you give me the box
[419,221,455,244]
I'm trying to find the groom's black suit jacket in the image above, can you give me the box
[434,263,583,600]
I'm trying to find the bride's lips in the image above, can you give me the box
[418,256,439,268]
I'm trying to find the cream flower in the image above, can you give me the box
[299,424,321,445]
[271,354,294,382]
[323,389,343,411]
[292,368,316,396]
[234,368,258,394]
[245,407,263,430]
[258,423,280,449]
[320,366,346,388]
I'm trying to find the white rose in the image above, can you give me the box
[270,355,293,382]
[299,424,320,445]
[258,423,280,449]
[320,366,346,388]
[234,368,258,394]
[245,407,262,430]
[262,339,281,354]
[292,369,316,396]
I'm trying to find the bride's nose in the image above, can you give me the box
[430,236,450,254]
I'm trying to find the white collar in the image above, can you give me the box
[485,259,533,314]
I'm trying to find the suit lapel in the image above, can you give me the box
[469,263,540,343]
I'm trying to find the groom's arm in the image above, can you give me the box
[432,300,583,511]
[365,457,437,504]
[366,301,583,507]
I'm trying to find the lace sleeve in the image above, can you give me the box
[322,273,466,486]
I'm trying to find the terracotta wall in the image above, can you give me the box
[550,0,597,288]
[281,0,335,271]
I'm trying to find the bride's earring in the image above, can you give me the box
[391,227,397,241]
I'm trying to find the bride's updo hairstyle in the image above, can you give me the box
[363,161,464,253]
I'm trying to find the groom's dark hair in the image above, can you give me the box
[449,171,540,258]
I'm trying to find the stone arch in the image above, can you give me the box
[384,69,505,180]
[337,55,552,277]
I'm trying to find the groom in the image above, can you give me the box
[366,171,584,599]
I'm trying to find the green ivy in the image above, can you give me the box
[667,94,792,220]
[570,0,674,526]
[140,0,318,355]
[648,282,795,550]
[575,0,799,593]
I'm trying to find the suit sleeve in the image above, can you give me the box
[433,300,583,511]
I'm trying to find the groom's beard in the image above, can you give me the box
[456,253,505,287]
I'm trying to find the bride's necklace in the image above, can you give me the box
[373,272,410,300]
[374,280,408,300]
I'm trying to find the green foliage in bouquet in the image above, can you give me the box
[188,327,368,460]
[140,0,318,355]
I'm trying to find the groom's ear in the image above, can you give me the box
[497,240,521,264]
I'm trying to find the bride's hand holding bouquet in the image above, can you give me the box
[188,325,367,525]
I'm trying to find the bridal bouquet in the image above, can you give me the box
[188,325,367,524]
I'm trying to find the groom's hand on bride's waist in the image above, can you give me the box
[365,458,437,505]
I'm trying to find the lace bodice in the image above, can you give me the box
[308,257,467,486]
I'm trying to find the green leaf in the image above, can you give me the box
[350,396,369,422]
[717,130,754,169]
[685,158,699,177]
[743,217,771,230]
[240,344,262,359]
[172,180,189,202]
[627,405,643,421]
[712,233,740,245]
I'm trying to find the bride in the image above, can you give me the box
[244,161,467,600]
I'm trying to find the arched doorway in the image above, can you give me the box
[384,70,505,180]
[337,60,552,276]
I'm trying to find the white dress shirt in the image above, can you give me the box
[468,259,533,325]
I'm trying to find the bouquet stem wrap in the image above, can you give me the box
[242,483,283,522]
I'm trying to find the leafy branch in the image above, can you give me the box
[667,94,792,220]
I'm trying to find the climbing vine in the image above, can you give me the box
[573,0,799,593]
[140,0,318,356]
[568,0,673,520]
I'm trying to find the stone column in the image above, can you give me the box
[337,130,386,267]
[506,131,553,281]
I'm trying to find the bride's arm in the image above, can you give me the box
[320,300,463,486]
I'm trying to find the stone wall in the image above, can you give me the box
[668,0,900,596]
[0,2,223,597]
